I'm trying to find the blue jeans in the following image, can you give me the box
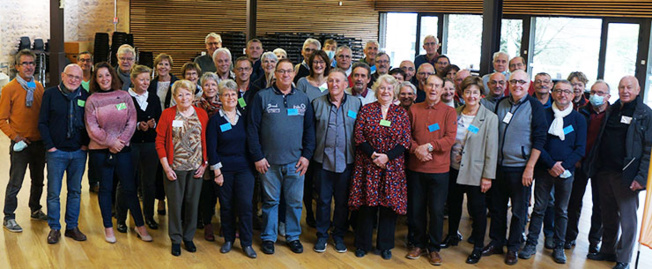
[526,168,574,247]
[89,149,144,228]
[260,162,304,242]
[46,149,86,230]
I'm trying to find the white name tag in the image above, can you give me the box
[621,116,632,125]
[172,120,183,127]
[503,112,513,124]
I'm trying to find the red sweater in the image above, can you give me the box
[407,101,457,173]
[155,106,209,166]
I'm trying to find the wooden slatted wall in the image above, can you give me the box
[130,0,378,75]
[374,0,652,18]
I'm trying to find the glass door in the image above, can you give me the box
[603,22,640,104]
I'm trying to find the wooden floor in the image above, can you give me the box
[0,134,651,269]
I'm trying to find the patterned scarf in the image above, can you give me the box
[15,75,35,107]
[193,94,221,117]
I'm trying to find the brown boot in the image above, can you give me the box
[204,223,215,241]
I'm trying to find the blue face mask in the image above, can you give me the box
[589,94,605,107]
[326,50,335,60]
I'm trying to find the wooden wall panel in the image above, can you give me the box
[130,0,378,75]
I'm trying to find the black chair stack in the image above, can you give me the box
[94,33,110,63]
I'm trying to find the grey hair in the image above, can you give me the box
[303,38,322,50]
[205,33,222,44]
[372,74,400,100]
[400,81,417,95]
[117,44,135,58]
[593,79,611,94]
[492,51,509,62]
[273,48,287,58]
[423,35,439,45]
[218,79,238,96]
[336,45,352,55]
[261,51,278,62]
[213,47,232,61]
[200,72,219,87]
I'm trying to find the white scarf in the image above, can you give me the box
[128,88,149,111]
[548,102,573,141]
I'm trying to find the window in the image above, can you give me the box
[446,14,483,70]
[501,19,523,61]
[418,16,439,55]
[385,13,417,66]
[531,17,601,82]
[604,23,639,104]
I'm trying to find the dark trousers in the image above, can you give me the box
[407,170,449,252]
[218,169,255,247]
[447,168,488,249]
[303,160,317,222]
[489,166,531,251]
[315,164,351,240]
[86,155,100,188]
[121,142,159,221]
[543,191,555,238]
[354,206,397,251]
[526,168,573,247]
[4,140,45,220]
[199,173,219,225]
[565,167,602,245]
[597,170,639,263]
[165,169,203,244]
[90,149,144,228]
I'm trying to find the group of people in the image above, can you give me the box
[1,32,650,269]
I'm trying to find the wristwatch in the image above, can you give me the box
[427,143,434,152]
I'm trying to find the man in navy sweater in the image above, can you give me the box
[519,80,586,264]
[248,59,316,255]
[38,64,90,244]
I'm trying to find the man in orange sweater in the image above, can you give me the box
[1,49,47,233]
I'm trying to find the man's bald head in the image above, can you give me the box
[618,75,640,104]
[454,69,471,92]
[61,64,83,90]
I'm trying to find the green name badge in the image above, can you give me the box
[116,102,127,110]
[77,99,85,107]
[380,119,392,127]
[238,97,246,108]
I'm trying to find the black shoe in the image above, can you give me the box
[519,243,537,259]
[221,241,233,253]
[171,243,181,256]
[467,236,475,244]
[287,240,304,253]
[587,252,617,262]
[481,244,504,256]
[552,247,566,264]
[613,262,630,269]
[116,222,128,233]
[440,232,462,248]
[505,250,518,265]
[183,240,196,252]
[243,245,257,259]
[589,243,599,254]
[381,249,392,260]
[564,240,576,249]
[466,248,482,264]
[544,237,555,249]
[197,221,204,229]
[145,219,159,230]
[355,248,366,258]
[261,240,275,254]
[306,215,316,228]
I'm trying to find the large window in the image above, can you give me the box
[385,13,417,66]
[446,15,483,70]
[604,23,639,104]
[501,19,523,61]
[418,16,439,55]
[532,17,601,82]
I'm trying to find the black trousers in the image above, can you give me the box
[355,206,397,251]
[447,168,488,249]
[315,164,351,240]
[565,166,602,245]
[597,170,638,263]
[488,166,531,252]
[407,170,449,252]
[302,160,317,222]
[218,169,255,247]
[199,171,219,225]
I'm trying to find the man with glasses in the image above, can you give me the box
[509,56,535,95]
[234,57,256,113]
[480,72,506,112]
[369,52,391,87]
[414,35,440,72]
[483,70,548,265]
[1,49,47,233]
[294,38,322,84]
[415,63,435,103]
[399,60,417,86]
[585,76,652,269]
[519,80,586,264]
[77,52,93,92]
[195,33,222,74]
[434,55,450,76]
[39,64,90,244]
[116,44,136,91]
[248,59,315,255]
[345,62,376,106]
[565,80,610,254]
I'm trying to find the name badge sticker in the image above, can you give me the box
[428,123,440,132]
[77,99,85,107]
[238,97,247,108]
[220,123,232,132]
[116,102,127,110]
[172,120,183,127]
[287,108,299,116]
[503,112,513,124]
[468,124,479,134]
[380,119,392,127]
[27,81,36,88]
[347,110,357,119]
[621,116,633,124]
[563,125,574,135]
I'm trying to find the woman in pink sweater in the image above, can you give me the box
[85,62,152,243]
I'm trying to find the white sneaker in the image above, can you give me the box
[4,219,23,233]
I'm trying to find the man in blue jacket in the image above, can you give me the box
[519,80,587,264]
[38,64,90,244]
[248,59,316,255]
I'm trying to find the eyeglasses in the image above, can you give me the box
[376,60,389,64]
[118,57,135,62]
[206,42,221,46]
[304,48,316,53]
[276,69,294,74]
[509,79,528,86]
[313,60,326,65]
[424,42,438,46]
[489,80,506,85]
[64,73,82,81]
[553,89,573,95]
[19,61,36,67]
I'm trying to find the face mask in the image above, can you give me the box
[589,94,605,107]
[326,50,335,60]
